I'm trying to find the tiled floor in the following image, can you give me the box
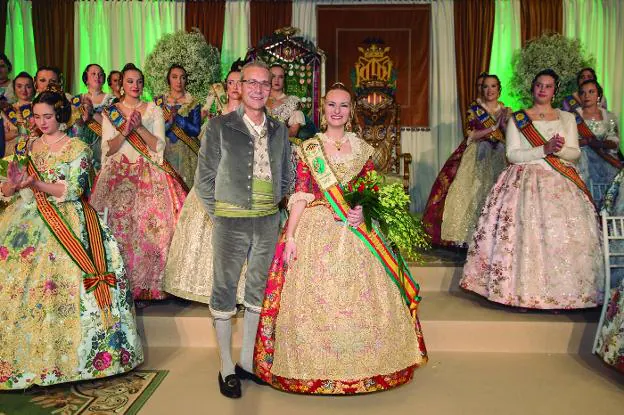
[139,348,623,415]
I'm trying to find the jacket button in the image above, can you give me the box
[248,175,252,179]
[248,151,252,155]
[247,186,251,190]
[248,163,252,167]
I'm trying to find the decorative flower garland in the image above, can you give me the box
[144,30,221,105]
[509,33,594,108]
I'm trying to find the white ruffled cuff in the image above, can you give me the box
[287,191,315,211]
[288,110,306,127]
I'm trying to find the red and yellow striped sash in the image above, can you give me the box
[512,110,594,204]
[104,107,189,193]
[155,96,200,155]
[468,100,505,142]
[27,159,116,323]
[85,118,102,137]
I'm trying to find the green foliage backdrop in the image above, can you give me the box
[144,30,221,104]
[509,33,594,108]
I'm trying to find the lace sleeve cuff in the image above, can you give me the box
[288,191,315,211]
[288,110,306,127]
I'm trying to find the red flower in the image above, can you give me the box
[20,246,35,261]
[0,246,8,261]
[357,184,365,193]
[93,351,112,371]
[373,185,380,192]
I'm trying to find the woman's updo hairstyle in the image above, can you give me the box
[32,83,72,123]
[320,82,356,132]
[576,67,597,86]
[0,53,12,73]
[82,63,106,86]
[121,63,144,81]
[482,74,502,95]
[578,79,603,100]
[12,71,33,90]
[530,68,561,96]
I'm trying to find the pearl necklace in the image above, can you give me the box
[42,133,67,146]
[120,99,142,110]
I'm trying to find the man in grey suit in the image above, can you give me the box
[195,60,292,398]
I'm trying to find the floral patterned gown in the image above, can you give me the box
[574,108,620,204]
[0,139,143,389]
[460,110,604,309]
[422,99,506,246]
[595,148,624,373]
[440,100,507,246]
[254,133,427,394]
[90,102,187,300]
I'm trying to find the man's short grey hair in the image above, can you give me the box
[240,60,272,81]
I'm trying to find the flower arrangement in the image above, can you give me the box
[144,30,221,104]
[343,171,430,261]
[509,33,594,108]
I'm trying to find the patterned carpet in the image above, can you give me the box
[0,370,168,415]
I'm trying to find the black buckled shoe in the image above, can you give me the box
[235,364,267,386]
[218,372,242,398]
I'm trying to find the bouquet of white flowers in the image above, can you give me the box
[144,30,221,104]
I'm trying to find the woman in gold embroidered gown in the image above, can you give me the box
[440,74,509,246]
[0,88,142,389]
[254,83,427,394]
[163,68,245,304]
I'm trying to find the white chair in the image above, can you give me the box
[589,180,610,205]
[593,211,624,352]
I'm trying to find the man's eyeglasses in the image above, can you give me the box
[241,79,271,90]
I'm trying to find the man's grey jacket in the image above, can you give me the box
[195,105,293,215]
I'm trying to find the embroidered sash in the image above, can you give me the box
[209,83,228,115]
[468,100,505,142]
[104,105,189,192]
[27,158,116,325]
[563,95,581,112]
[512,110,594,204]
[299,137,421,319]
[153,96,200,154]
[574,112,623,169]
[71,94,103,137]
[1,103,32,128]
[2,105,18,126]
